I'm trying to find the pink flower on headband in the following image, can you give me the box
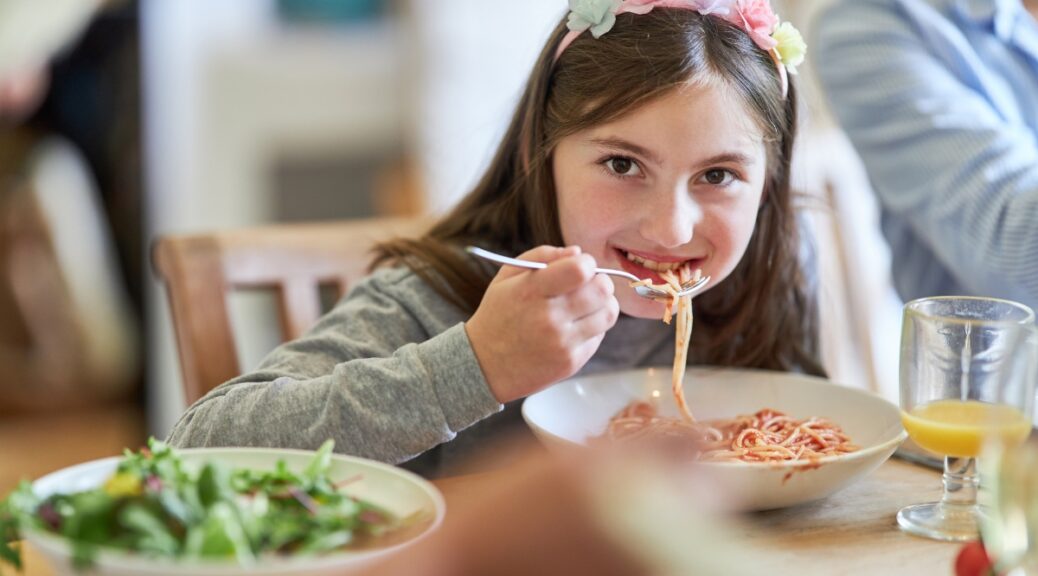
[621,0,734,17]
[617,1,778,50]
[722,0,778,50]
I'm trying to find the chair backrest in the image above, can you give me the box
[795,127,903,403]
[153,216,432,405]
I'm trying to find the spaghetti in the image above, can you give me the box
[599,401,858,463]
[611,267,858,463]
[631,266,698,422]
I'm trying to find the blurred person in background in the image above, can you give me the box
[0,0,140,412]
[814,0,1038,310]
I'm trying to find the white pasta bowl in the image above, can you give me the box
[522,367,906,511]
[23,448,445,576]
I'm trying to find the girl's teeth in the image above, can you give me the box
[624,251,684,272]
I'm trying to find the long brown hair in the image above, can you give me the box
[374,9,824,376]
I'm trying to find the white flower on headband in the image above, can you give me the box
[566,0,623,38]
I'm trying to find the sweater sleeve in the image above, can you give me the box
[166,267,503,464]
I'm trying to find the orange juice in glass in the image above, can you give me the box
[897,296,1037,542]
[901,400,1031,458]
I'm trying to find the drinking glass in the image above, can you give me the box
[982,438,1038,574]
[898,296,1037,542]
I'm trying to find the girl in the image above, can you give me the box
[168,0,817,477]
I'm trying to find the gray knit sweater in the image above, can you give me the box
[167,265,680,477]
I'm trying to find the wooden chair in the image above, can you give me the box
[796,126,904,403]
[153,217,432,405]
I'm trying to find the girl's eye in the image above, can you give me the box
[701,169,735,186]
[602,156,642,178]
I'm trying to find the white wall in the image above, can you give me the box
[142,0,406,436]
[406,0,564,212]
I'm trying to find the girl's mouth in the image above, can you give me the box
[614,248,702,283]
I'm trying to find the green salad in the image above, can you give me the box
[0,439,400,572]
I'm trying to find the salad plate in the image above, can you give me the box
[14,443,444,576]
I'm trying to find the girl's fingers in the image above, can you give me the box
[570,295,620,341]
[563,274,615,319]
[492,245,581,282]
[485,245,598,300]
[570,332,608,370]
[535,253,597,298]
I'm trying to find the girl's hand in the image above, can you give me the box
[465,245,620,404]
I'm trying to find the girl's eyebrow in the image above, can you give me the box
[698,152,757,167]
[589,137,757,168]
[589,137,664,166]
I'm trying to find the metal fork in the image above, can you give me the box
[466,246,711,299]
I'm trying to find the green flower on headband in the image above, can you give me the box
[772,20,806,74]
[567,0,623,38]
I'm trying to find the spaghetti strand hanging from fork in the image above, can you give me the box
[633,266,699,422]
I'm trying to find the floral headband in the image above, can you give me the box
[556,0,807,98]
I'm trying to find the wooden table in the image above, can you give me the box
[15,458,960,575]
[1,402,145,575]
[3,406,960,575]
[737,458,959,574]
[0,403,145,496]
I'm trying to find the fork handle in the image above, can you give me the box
[466,246,641,282]
[466,246,547,270]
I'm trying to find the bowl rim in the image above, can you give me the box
[24,446,446,572]
[521,366,908,469]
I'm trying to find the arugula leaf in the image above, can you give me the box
[184,502,254,563]
[0,481,43,574]
[119,504,180,556]
[0,540,21,573]
[297,529,353,555]
[197,462,233,509]
[302,440,335,485]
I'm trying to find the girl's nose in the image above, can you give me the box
[639,184,703,248]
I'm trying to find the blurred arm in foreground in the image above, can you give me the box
[367,440,759,576]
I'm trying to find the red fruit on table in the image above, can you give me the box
[954,541,994,576]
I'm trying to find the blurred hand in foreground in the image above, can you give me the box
[366,441,758,576]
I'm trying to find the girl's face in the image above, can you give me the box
[553,82,768,319]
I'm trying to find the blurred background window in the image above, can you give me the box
[277,0,384,24]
